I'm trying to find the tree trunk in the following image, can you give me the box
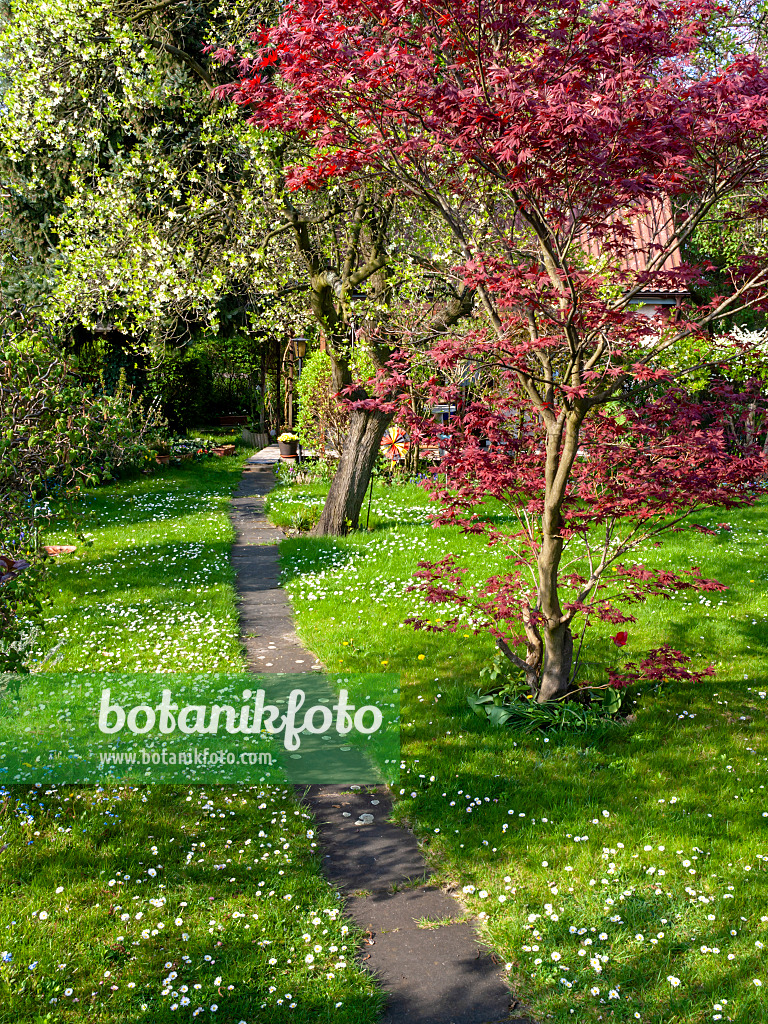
[312,405,393,535]
[259,346,267,428]
[273,337,281,433]
[533,411,583,701]
[537,622,574,702]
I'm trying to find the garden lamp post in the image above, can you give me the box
[293,337,308,461]
[294,336,307,375]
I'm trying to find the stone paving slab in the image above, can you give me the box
[302,784,430,892]
[230,460,324,674]
[345,887,466,930]
[229,455,530,1024]
[235,577,289,601]
[354,908,514,1024]
[245,446,282,465]
[231,528,283,545]
[345,889,518,1024]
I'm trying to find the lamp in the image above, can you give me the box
[294,336,307,359]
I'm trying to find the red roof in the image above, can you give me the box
[580,196,685,295]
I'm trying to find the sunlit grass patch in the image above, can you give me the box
[272,476,768,1023]
[1,448,383,1023]
[27,456,249,674]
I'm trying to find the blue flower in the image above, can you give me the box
[28,961,38,971]
[1,952,12,963]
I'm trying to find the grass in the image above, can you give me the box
[0,784,381,1023]
[0,444,383,1023]
[25,446,246,674]
[268,475,768,1024]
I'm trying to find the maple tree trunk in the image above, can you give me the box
[537,623,574,702]
[535,531,575,702]
[312,406,393,535]
[533,416,581,701]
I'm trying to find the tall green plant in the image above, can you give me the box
[295,349,347,454]
[0,337,167,668]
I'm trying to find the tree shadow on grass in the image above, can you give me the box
[400,665,766,858]
[0,785,385,1024]
[278,537,362,587]
[392,694,768,1017]
[659,613,768,665]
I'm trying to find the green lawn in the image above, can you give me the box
[25,452,245,674]
[0,449,383,1024]
[269,477,768,1024]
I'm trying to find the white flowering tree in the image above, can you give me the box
[0,0,305,345]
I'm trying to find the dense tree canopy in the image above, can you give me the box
[0,0,307,344]
[224,0,768,697]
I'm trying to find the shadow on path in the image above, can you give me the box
[230,452,534,1024]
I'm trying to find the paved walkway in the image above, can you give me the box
[231,449,324,673]
[229,451,534,1024]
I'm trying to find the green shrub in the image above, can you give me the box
[1,344,167,499]
[0,339,168,668]
[296,349,346,453]
[0,556,45,674]
[295,347,376,453]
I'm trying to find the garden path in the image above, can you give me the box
[230,450,533,1024]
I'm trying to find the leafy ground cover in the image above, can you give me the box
[269,476,768,1024]
[0,445,382,1023]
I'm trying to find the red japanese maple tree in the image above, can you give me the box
[221,0,768,700]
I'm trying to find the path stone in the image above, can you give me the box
[229,453,535,1024]
[345,894,514,1024]
[300,784,430,893]
[231,452,323,673]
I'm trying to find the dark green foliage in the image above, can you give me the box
[150,348,215,432]
[100,337,147,396]
[148,333,268,429]
[295,348,348,453]
[0,333,168,668]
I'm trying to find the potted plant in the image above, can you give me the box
[211,443,237,457]
[154,441,171,465]
[278,431,299,458]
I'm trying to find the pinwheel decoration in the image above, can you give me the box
[380,425,409,460]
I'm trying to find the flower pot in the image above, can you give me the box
[278,440,299,458]
[211,444,236,457]
[155,455,170,465]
